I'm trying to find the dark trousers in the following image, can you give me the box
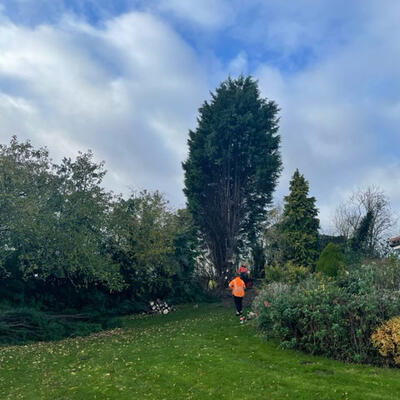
[233,296,243,313]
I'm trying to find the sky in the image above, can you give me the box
[0,0,399,233]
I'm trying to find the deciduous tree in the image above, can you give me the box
[334,185,395,256]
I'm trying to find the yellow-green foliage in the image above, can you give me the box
[265,261,309,284]
[371,316,400,365]
[207,279,218,290]
[286,262,309,283]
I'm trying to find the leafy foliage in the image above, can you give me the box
[108,192,203,304]
[0,137,204,340]
[0,138,123,292]
[371,316,400,366]
[316,242,345,277]
[265,261,309,284]
[254,259,400,365]
[183,76,281,280]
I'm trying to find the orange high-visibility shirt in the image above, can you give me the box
[229,277,246,297]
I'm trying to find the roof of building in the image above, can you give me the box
[389,235,400,243]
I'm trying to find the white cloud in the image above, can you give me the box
[0,12,209,206]
[256,2,400,232]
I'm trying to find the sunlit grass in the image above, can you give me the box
[1,303,399,399]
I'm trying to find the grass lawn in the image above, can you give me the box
[1,302,399,400]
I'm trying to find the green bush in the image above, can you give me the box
[316,242,345,277]
[254,261,400,365]
[264,265,286,283]
[265,261,309,284]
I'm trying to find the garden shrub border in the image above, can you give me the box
[253,261,400,366]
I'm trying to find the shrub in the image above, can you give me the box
[338,258,400,294]
[253,265,400,365]
[264,265,286,283]
[371,316,400,366]
[286,262,310,283]
[265,262,309,284]
[316,242,345,277]
[252,282,290,332]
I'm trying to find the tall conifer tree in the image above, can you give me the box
[281,169,320,269]
[183,76,281,282]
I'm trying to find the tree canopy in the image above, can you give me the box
[182,76,281,280]
[0,137,202,311]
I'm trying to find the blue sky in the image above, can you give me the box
[0,0,399,233]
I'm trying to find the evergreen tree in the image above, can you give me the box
[280,169,320,269]
[350,210,374,256]
[182,76,281,282]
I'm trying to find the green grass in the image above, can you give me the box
[1,302,399,399]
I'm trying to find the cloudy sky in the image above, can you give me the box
[1,0,399,233]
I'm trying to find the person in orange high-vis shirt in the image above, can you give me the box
[229,274,246,316]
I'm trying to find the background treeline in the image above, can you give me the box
[0,137,205,343]
[261,169,395,279]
